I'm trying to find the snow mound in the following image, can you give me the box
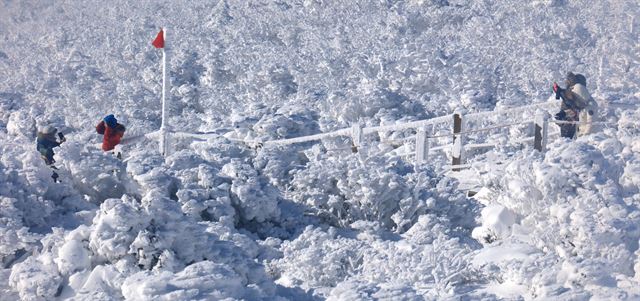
[471,139,640,299]
[9,191,280,300]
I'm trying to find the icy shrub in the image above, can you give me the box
[7,110,36,138]
[621,160,640,195]
[252,107,320,141]
[0,197,40,267]
[617,110,640,195]
[0,146,56,265]
[472,141,640,297]
[56,142,128,203]
[617,108,640,148]
[178,183,236,227]
[10,190,279,299]
[274,226,367,289]
[122,259,277,300]
[460,87,495,111]
[253,147,308,188]
[89,196,149,262]
[289,153,407,230]
[88,192,225,270]
[128,147,272,228]
[125,149,174,197]
[275,220,477,298]
[9,256,63,301]
[124,148,166,180]
[357,218,477,298]
[9,228,69,301]
[189,136,248,166]
[164,149,206,172]
[220,159,281,223]
[166,151,236,225]
[471,204,517,244]
[328,280,422,301]
[288,150,474,232]
[0,146,53,201]
[55,226,93,276]
[635,245,640,281]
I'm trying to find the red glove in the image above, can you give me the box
[553,82,559,93]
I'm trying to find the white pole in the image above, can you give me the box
[159,28,169,156]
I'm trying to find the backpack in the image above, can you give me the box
[571,84,591,110]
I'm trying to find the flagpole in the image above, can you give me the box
[159,27,169,156]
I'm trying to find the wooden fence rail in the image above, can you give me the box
[156,100,610,169]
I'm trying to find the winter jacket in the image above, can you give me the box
[36,132,61,164]
[568,83,598,136]
[567,84,589,110]
[96,121,125,151]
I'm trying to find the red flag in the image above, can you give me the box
[152,29,164,48]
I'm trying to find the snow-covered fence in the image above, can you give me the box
[136,99,625,170]
[451,112,463,171]
[534,111,550,152]
[248,100,560,169]
[417,107,551,170]
[141,100,562,167]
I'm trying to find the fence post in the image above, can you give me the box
[415,128,429,165]
[452,112,464,171]
[534,110,549,152]
[351,124,363,153]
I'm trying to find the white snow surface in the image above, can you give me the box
[1,0,640,300]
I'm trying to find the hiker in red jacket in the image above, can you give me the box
[96,114,126,151]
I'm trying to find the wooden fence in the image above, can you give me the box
[228,100,560,170]
[139,99,626,170]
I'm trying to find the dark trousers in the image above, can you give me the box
[555,110,577,139]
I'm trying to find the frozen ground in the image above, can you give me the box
[1,0,640,300]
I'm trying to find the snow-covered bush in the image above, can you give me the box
[253,147,309,189]
[56,142,129,203]
[273,226,367,290]
[2,0,640,299]
[273,216,479,299]
[9,255,63,301]
[220,159,281,223]
[288,149,475,233]
[7,110,37,139]
[472,141,640,298]
[9,190,280,299]
[252,108,320,141]
[0,145,57,267]
[122,259,278,301]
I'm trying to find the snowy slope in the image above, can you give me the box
[1,0,640,300]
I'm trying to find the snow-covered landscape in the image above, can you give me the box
[1,0,640,300]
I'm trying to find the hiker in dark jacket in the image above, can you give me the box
[553,72,588,139]
[36,125,65,165]
[96,114,126,151]
[568,73,598,136]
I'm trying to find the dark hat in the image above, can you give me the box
[104,114,117,128]
[565,72,577,86]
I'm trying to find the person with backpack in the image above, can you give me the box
[96,114,126,152]
[552,72,597,138]
[571,73,598,136]
[36,125,66,165]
